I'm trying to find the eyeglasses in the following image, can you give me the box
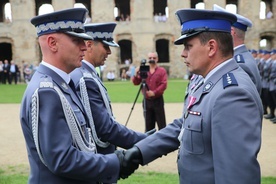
[148,57,157,59]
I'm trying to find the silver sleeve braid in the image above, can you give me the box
[31,89,47,166]
[31,83,96,166]
[80,77,110,148]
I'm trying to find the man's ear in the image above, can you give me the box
[47,35,58,52]
[207,39,217,57]
[86,40,93,49]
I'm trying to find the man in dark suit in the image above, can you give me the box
[121,9,263,184]
[2,59,10,84]
[8,60,19,84]
[20,8,137,184]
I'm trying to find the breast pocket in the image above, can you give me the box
[183,114,204,154]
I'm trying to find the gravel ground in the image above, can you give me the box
[0,103,275,176]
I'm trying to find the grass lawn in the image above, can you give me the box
[0,79,188,104]
[1,79,276,183]
[1,169,276,184]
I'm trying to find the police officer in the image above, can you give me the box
[262,50,275,119]
[70,23,149,157]
[213,4,262,95]
[268,49,276,123]
[20,8,137,184]
[121,9,263,184]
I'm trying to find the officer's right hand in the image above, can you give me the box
[124,146,143,165]
[115,148,140,179]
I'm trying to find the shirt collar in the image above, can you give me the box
[234,44,245,51]
[204,58,232,83]
[82,60,97,72]
[41,61,71,84]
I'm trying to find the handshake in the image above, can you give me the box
[115,146,142,179]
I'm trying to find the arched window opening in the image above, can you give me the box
[226,0,237,13]
[118,40,132,65]
[35,0,52,16]
[0,0,9,22]
[75,0,91,22]
[191,0,203,9]
[114,0,130,22]
[4,3,11,22]
[74,2,91,23]
[226,4,237,14]
[0,42,12,61]
[260,38,267,48]
[195,2,205,9]
[153,0,167,22]
[260,1,266,19]
[260,36,273,49]
[260,0,274,19]
[38,4,54,15]
[156,39,169,63]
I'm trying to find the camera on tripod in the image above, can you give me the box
[139,59,149,79]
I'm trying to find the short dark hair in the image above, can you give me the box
[198,32,233,58]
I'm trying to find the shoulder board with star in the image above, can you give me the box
[234,54,245,63]
[222,73,238,89]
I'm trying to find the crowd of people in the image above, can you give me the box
[0,59,38,84]
[251,49,276,123]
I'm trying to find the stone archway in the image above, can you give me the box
[0,40,12,62]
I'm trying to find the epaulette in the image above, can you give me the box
[234,54,245,63]
[222,73,238,89]
[39,76,54,88]
[83,71,93,78]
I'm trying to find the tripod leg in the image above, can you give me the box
[125,84,143,126]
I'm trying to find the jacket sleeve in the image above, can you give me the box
[135,118,182,165]
[152,67,167,97]
[84,78,147,148]
[132,75,142,85]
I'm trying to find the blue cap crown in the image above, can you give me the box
[84,23,119,47]
[31,8,92,40]
[213,4,252,31]
[263,50,271,55]
[174,9,237,45]
[251,49,257,54]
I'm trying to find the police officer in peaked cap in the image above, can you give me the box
[20,8,136,184]
[119,8,263,184]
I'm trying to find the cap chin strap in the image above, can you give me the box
[31,81,97,166]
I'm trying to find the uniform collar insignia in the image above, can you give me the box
[203,81,213,92]
[61,82,68,90]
